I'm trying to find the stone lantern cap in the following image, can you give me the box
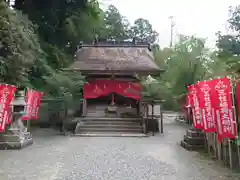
[11,90,26,106]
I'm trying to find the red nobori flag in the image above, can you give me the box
[188,84,203,129]
[236,83,240,120]
[186,93,191,107]
[197,81,216,133]
[5,107,12,126]
[21,89,35,121]
[4,106,13,129]
[31,91,43,120]
[211,77,237,140]
[0,84,16,132]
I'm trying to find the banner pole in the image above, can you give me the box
[215,132,222,160]
[229,77,238,168]
[232,78,240,167]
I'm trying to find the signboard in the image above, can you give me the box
[148,105,152,116]
[154,105,161,117]
[147,104,161,117]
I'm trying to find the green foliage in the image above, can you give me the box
[0,1,41,85]
[14,0,92,48]
[97,5,159,43]
[1,0,226,109]
[2,1,159,99]
[11,0,100,97]
[147,35,227,110]
[216,5,240,74]
[102,5,131,40]
[131,18,159,43]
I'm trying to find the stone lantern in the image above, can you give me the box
[0,90,33,150]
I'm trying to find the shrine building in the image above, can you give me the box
[65,40,163,135]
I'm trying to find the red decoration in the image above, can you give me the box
[188,84,203,129]
[31,91,43,120]
[5,106,13,126]
[0,84,16,132]
[83,80,142,100]
[22,89,43,120]
[22,89,35,121]
[186,94,190,107]
[236,83,240,120]
[196,81,216,132]
[210,77,237,141]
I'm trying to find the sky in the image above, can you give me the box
[100,0,239,48]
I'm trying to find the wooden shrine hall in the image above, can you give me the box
[64,40,163,136]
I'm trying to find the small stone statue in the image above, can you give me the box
[8,113,27,136]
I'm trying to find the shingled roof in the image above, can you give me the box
[67,41,163,75]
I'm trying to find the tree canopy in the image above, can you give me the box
[216,5,240,75]
[0,1,159,98]
[1,0,240,111]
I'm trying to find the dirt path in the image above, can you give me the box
[0,115,239,180]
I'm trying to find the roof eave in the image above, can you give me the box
[62,68,164,75]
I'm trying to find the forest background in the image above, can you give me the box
[1,0,240,110]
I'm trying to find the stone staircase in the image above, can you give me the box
[75,117,143,134]
[74,104,145,136]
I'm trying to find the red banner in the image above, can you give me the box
[197,81,216,132]
[83,80,141,100]
[31,91,43,120]
[185,93,190,107]
[211,77,237,140]
[5,106,13,126]
[188,84,203,129]
[0,84,16,132]
[22,90,43,120]
[184,93,190,121]
[236,83,240,120]
[21,89,35,121]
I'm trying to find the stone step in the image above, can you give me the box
[80,117,141,122]
[83,120,141,125]
[76,127,142,133]
[86,113,106,117]
[88,105,108,109]
[87,109,107,112]
[87,111,106,114]
[81,124,141,129]
[73,132,148,137]
[73,116,143,134]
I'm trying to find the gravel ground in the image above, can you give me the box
[0,115,240,180]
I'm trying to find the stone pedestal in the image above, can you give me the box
[181,128,205,151]
[0,129,33,150]
[0,116,33,150]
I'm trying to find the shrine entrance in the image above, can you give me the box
[86,93,139,118]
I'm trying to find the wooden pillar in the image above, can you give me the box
[152,102,154,136]
[144,103,149,134]
[137,100,141,117]
[229,139,233,169]
[216,134,222,161]
[82,99,87,116]
[237,139,240,167]
[160,104,163,134]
